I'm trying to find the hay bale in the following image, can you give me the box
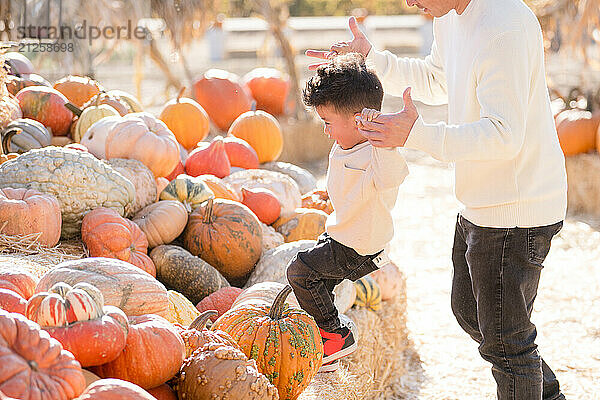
[278,117,333,166]
[565,153,600,216]
[300,267,413,400]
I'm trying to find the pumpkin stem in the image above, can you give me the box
[28,360,39,372]
[177,86,186,103]
[268,285,293,320]
[1,127,21,155]
[189,310,218,330]
[203,198,214,224]
[250,100,257,112]
[64,102,82,117]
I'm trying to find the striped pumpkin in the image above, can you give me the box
[165,290,200,326]
[353,275,382,312]
[159,174,214,212]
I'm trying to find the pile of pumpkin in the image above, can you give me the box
[0,52,404,399]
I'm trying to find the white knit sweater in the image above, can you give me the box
[367,0,567,228]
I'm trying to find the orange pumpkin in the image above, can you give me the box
[228,110,283,163]
[0,289,27,315]
[185,137,231,178]
[195,287,243,322]
[241,187,281,225]
[81,208,156,277]
[183,198,263,285]
[0,187,62,247]
[90,314,186,390]
[243,67,290,116]
[0,268,37,300]
[192,69,253,131]
[301,189,333,214]
[556,109,600,156]
[196,174,240,201]
[272,208,328,242]
[75,379,156,400]
[223,135,259,169]
[159,87,210,150]
[53,75,103,108]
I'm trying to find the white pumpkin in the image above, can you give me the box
[261,161,317,195]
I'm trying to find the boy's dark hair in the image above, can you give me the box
[303,53,383,115]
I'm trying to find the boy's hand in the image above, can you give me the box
[356,88,419,148]
[306,17,373,70]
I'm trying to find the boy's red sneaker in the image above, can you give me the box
[320,326,357,364]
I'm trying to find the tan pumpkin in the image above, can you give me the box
[82,92,129,116]
[81,112,180,178]
[81,208,156,277]
[107,90,144,113]
[165,290,200,326]
[36,257,170,318]
[261,222,285,252]
[53,75,103,107]
[228,110,283,163]
[159,87,209,150]
[107,158,157,218]
[183,198,263,286]
[0,187,61,247]
[196,174,240,201]
[159,174,214,212]
[272,208,328,242]
[133,201,188,248]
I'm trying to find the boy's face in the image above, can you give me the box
[316,105,367,150]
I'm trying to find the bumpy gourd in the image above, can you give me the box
[108,158,157,217]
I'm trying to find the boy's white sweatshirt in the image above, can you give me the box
[367,0,567,228]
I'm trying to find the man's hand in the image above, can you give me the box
[356,88,420,148]
[305,17,373,70]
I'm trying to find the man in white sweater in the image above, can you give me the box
[307,0,567,399]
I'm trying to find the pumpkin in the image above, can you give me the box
[0,310,86,399]
[76,379,156,400]
[0,187,61,247]
[133,201,188,248]
[185,137,231,178]
[81,112,180,178]
[183,198,263,286]
[0,153,18,165]
[36,257,169,318]
[368,261,404,301]
[107,158,157,217]
[81,208,156,277]
[0,89,22,129]
[261,161,318,195]
[5,74,50,96]
[146,384,177,400]
[272,208,328,242]
[150,245,229,305]
[195,287,243,322]
[243,67,290,116]
[51,136,73,146]
[165,290,200,326]
[0,147,136,238]
[0,268,37,299]
[53,75,103,108]
[16,86,74,136]
[71,102,120,143]
[212,285,322,399]
[155,177,169,201]
[556,109,600,156]
[159,87,210,150]
[261,222,285,251]
[0,288,27,315]
[0,118,51,153]
[176,343,279,400]
[3,52,34,75]
[228,110,283,163]
[196,174,240,201]
[353,275,382,312]
[174,310,239,358]
[26,282,130,367]
[244,240,316,289]
[241,187,281,225]
[192,68,253,131]
[223,135,259,169]
[301,189,333,214]
[232,281,300,310]
[90,314,186,390]
[159,174,214,212]
[107,90,144,113]
[82,92,129,116]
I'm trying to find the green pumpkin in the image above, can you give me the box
[1,118,52,153]
[159,174,214,212]
[353,275,382,312]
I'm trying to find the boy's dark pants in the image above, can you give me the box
[287,233,380,333]
[452,214,565,400]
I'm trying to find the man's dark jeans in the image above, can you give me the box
[452,214,565,400]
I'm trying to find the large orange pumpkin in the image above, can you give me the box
[53,75,103,108]
[243,67,290,116]
[90,314,185,390]
[211,285,322,400]
[75,379,156,400]
[183,198,263,286]
[16,86,74,136]
[0,187,61,247]
[0,310,87,399]
[0,267,37,300]
[556,109,600,156]
[228,110,283,163]
[81,208,156,277]
[159,87,210,150]
[0,289,27,315]
[192,69,253,131]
